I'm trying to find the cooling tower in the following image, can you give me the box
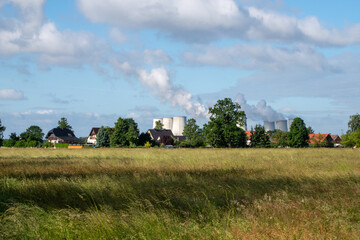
[162,117,173,130]
[276,120,288,132]
[264,121,275,132]
[172,116,186,136]
[288,119,294,131]
[153,118,163,129]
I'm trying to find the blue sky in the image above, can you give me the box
[0,0,359,137]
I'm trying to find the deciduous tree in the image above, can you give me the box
[204,98,247,148]
[183,118,204,147]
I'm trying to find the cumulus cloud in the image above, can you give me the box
[0,89,24,100]
[137,67,208,118]
[77,0,360,46]
[0,1,108,67]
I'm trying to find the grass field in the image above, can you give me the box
[0,148,359,239]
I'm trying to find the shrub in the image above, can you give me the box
[54,143,69,148]
[144,141,151,148]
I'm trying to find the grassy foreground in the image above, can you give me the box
[0,148,359,239]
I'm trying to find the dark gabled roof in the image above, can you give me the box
[148,129,174,141]
[88,127,114,136]
[46,127,79,141]
[89,128,100,136]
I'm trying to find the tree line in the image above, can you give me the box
[1,98,359,148]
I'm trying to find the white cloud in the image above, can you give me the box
[109,28,128,44]
[77,0,360,46]
[183,44,332,71]
[0,1,108,67]
[0,89,24,100]
[144,49,171,65]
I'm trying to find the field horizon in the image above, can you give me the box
[0,148,359,239]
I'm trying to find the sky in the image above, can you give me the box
[0,0,359,138]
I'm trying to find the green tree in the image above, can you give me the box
[183,118,204,147]
[347,114,360,134]
[250,124,270,148]
[96,126,110,147]
[20,125,44,145]
[307,126,315,134]
[138,132,153,146]
[0,119,5,146]
[270,130,289,147]
[154,120,163,130]
[288,117,309,148]
[58,117,72,130]
[204,98,247,148]
[341,131,360,147]
[110,118,139,147]
[4,133,19,147]
[126,119,140,146]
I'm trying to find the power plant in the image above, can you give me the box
[153,116,187,136]
[263,119,294,132]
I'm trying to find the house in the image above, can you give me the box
[330,135,342,144]
[46,127,80,144]
[308,134,333,147]
[87,127,100,145]
[148,129,174,143]
[86,127,114,145]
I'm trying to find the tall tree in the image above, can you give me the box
[204,98,247,148]
[307,126,315,134]
[20,125,44,144]
[271,130,289,147]
[0,119,5,146]
[183,118,203,147]
[58,117,72,130]
[288,117,309,148]
[250,124,271,148]
[110,118,139,147]
[154,120,163,130]
[96,126,110,147]
[347,114,360,134]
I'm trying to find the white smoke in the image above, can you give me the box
[137,66,209,118]
[235,93,284,122]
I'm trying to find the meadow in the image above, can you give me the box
[0,148,359,239]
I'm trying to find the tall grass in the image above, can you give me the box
[0,148,359,239]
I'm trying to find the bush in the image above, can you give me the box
[55,143,69,148]
[14,140,26,148]
[26,140,38,148]
[144,141,151,148]
[42,142,52,148]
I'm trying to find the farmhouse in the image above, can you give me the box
[87,127,100,145]
[46,127,80,144]
[330,134,342,143]
[148,129,174,143]
[308,133,333,147]
[86,127,114,145]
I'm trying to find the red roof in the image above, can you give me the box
[308,134,331,144]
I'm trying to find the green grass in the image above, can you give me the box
[0,148,359,239]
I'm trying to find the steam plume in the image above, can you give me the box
[235,93,284,122]
[137,67,208,118]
